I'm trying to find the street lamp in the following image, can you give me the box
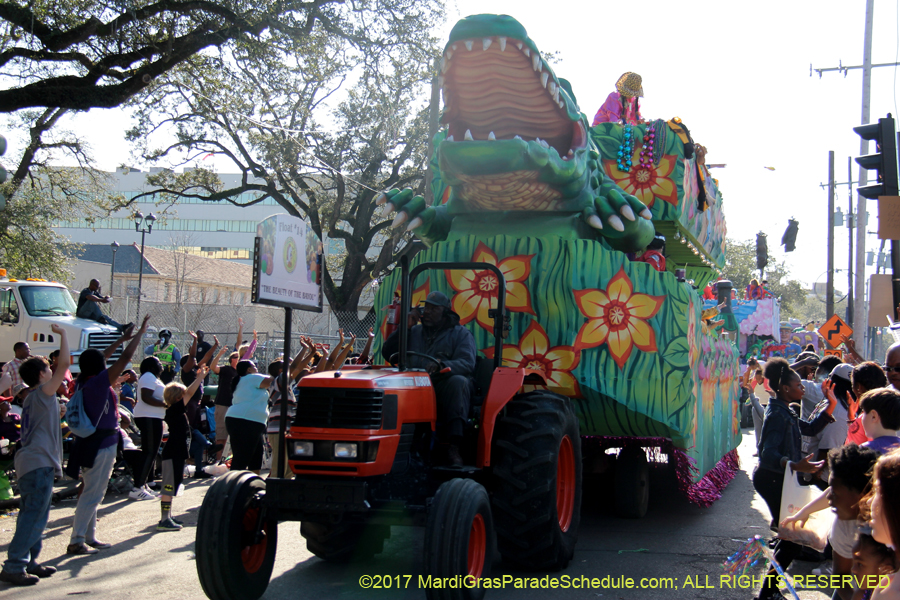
[110,241,119,297]
[134,211,156,318]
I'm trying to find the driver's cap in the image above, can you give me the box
[422,291,451,309]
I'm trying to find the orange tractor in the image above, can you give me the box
[195,259,583,600]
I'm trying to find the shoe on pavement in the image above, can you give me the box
[129,487,156,500]
[172,517,184,526]
[0,570,39,586]
[86,540,111,549]
[192,470,213,480]
[176,484,185,497]
[157,517,183,532]
[25,564,56,578]
[66,543,99,555]
[143,484,160,496]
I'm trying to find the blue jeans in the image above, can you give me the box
[190,429,212,471]
[3,467,54,574]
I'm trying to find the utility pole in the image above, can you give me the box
[827,151,835,319]
[811,0,875,347]
[847,157,855,325]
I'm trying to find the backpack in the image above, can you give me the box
[66,386,109,438]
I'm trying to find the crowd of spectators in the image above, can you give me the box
[742,342,900,600]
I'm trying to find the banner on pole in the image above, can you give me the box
[251,214,323,312]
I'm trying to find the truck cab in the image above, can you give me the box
[0,271,122,373]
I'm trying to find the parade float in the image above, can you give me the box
[376,13,741,514]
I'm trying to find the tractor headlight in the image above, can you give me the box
[333,442,358,458]
[292,441,314,457]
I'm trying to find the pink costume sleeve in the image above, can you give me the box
[592,92,622,126]
[241,339,257,361]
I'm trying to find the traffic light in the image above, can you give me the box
[782,218,799,252]
[853,115,899,199]
[755,232,768,270]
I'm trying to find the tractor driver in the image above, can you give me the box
[382,291,476,468]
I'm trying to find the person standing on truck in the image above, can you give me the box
[0,342,31,395]
[145,329,180,385]
[381,291,477,468]
[76,279,128,332]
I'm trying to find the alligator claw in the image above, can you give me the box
[608,215,624,232]
[382,202,394,214]
[375,192,388,206]
[407,216,423,231]
[392,212,409,227]
[639,208,652,220]
[620,205,635,222]
[587,215,603,230]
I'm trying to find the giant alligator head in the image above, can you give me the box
[437,14,593,213]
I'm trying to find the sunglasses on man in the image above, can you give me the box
[883,365,900,374]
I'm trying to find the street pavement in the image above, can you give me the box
[0,429,833,599]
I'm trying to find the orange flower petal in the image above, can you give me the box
[547,371,578,396]
[574,289,610,319]
[446,268,477,292]
[500,345,525,366]
[576,320,609,349]
[650,177,678,206]
[453,289,483,325]
[655,154,675,176]
[499,255,532,283]
[607,269,633,304]
[474,298,496,331]
[519,321,549,357]
[472,242,499,266]
[505,281,535,314]
[545,347,577,371]
[626,317,656,351]
[626,293,664,319]
[607,327,633,368]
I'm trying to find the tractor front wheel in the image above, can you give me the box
[195,471,278,600]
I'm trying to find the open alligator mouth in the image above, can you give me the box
[439,35,585,160]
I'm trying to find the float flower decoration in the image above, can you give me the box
[573,268,665,369]
[603,145,678,209]
[446,242,535,332]
[379,279,431,340]
[482,320,581,398]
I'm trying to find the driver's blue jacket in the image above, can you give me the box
[382,311,476,376]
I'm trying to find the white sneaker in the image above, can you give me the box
[129,487,157,501]
[176,484,185,497]
[142,484,160,497]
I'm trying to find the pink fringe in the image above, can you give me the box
[582,436,740,508]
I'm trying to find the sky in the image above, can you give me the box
[14,0,900,290]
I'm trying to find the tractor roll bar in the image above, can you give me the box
[398,259,507,372]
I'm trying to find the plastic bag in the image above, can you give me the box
[777,467,833,551]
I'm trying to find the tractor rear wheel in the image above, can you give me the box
[424,478,494,600]
[491,390,582,571]
[195,471,278,600]
[301,521,390,562]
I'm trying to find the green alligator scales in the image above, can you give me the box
[376,14,740,506]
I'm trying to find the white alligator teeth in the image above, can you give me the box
[464,129,474,141]
[558,100,565,109]
[516,42,523,50]
[540,139,549,149]
[608,215,625,232]
[541,72,549,87]
[587,215,603,230]
[464,40,473,51]
[533,53,540,71]
[534,137,542,145]
[514,135,523,141]
[640,208,653,220]
[452,43,457,51]
[446,50,453,60]
[407,216,423,232]
[482,38,492,51]
[548,81,557,95]
[553,88,560,103]
[620,205,636,221]
[392,212,409,227]
[488,131,496,140]
[566,149,574,157]
[498,37,507,51]
[446,135,454,142]
[440,58,448,73]
[523,47,530,57]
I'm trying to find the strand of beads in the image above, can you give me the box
[638,124,656,170]
[616,125,633,172]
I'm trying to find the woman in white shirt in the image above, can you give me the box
[131,357,166,500]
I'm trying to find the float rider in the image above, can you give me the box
[381,291,476,468]
[145,329,181,385]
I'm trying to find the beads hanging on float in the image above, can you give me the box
[616,125,633,172]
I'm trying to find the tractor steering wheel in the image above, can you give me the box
[388,351,442,372]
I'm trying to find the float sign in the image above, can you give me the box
[251,214,323,312]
